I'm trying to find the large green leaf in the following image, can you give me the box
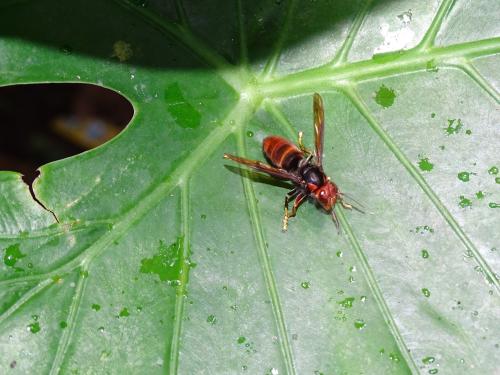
[1,0,499,373]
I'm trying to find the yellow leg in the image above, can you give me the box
[298,131,312,155]
[282,196,290,231]
[341,201,353,210]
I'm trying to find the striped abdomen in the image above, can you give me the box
[263,136,304,172]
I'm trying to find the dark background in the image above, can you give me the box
[0,84,133,183]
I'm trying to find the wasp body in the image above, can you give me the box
[224,93,362,231]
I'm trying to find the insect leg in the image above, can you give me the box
[282,189,299,231]
[298,131,312,155]
[283,193,306,231]
[340,199,365,214]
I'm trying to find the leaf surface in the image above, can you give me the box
[0,0,499,374]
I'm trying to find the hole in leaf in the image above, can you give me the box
[0,83,133,183]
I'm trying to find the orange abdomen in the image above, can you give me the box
[263,136,304,171]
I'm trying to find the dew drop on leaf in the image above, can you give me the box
[374,85,396,108]
[119,308,129,317]
[418,157,434,172]
[354,319,366,330]
[422,356,435,364]
[421,249,430,259]
[3,243,25,268]
[338,297,354,308]
[27,322,40,334]
[488,166,498,175]
[458,196,472,208]
[421,288,431,297]
[457,171,470,182]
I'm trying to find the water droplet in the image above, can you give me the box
[32,315,39,321]
[207,314,216,324]
[242,365,248,371]
[488,166,498,175]
[200,214,207,220]
[119,308,129,317]
[360,296,367,302]
[229,120,235,125]
[59,321,67,329]
[237,336,246,344]
[431,113,436,118]
[246,130,254,137]
[495,177,500,184]
[3,243,25,268]
[465,129,472,135]
[421,249,430,259]
[354,319,366,330]
[27,263,33,269]
[271,368,279,375]
[374,85,396,108]
[389,353,400,362]
[458,196,472,208]
[136,306,142,312]
[444,118,463,135]
[349,266,356,272]
[92,303,101,311]
[428,369,438,374]
[421,288,431,297]
[348,276,355,283]
[488,202,500,208]
[140,237,183,282]
[27,322,40,334]
[418,157,434,172]
[301,281,310,289]
[457,172,470,182]
[338,297,354,308]
[422,356,435,364]
[476,191,484,199]
[98,326,105,333]
[336,251,343,258]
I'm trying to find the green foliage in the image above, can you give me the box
[0,0,499,374]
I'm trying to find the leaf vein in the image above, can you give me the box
[336,208,419,373]
[236,129,297,375]
[168,182,191,374]
[49,268,88,375]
